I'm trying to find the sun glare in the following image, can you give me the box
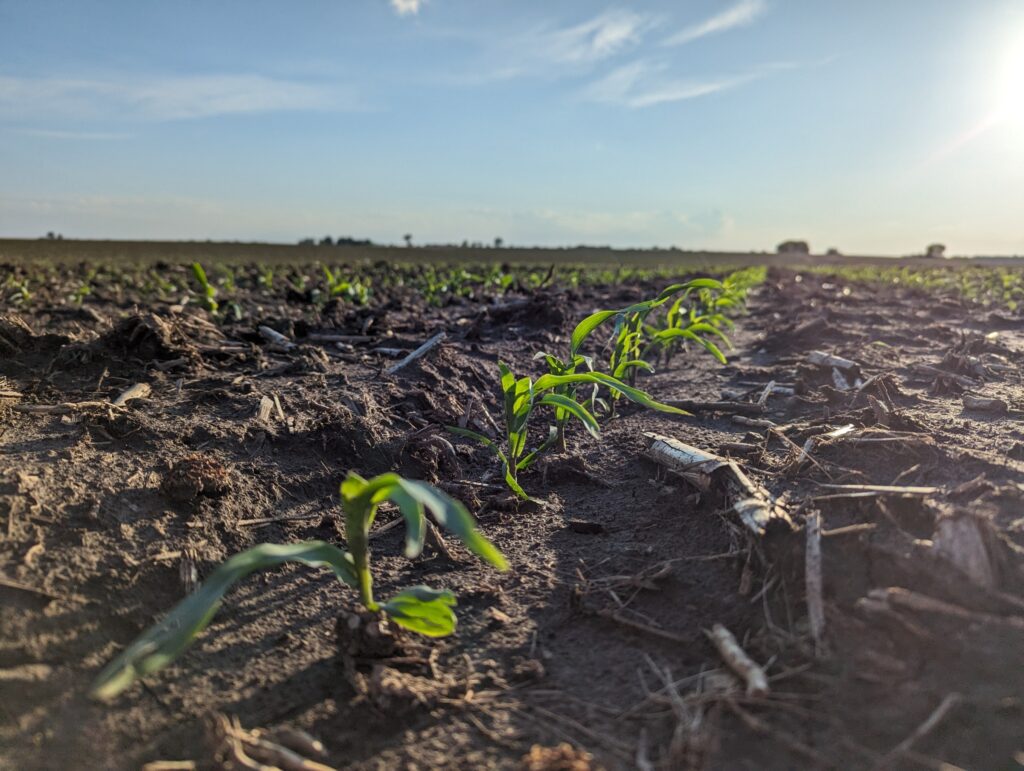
[995,29,1024,124]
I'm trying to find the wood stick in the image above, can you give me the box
[594,607,693,644]
[306,333,375,343]
[808,350,859,371]
[962,394,1008,413]
[868,587,1024,629]
[111,382,151,407]
[0,575,62,601]
[644,432,793,534]
[815,483,938,495]
[12,401,124,415]
[732,415,778,428]
[386,331,446,375]
[805,511,826,656]
[706,623,769,697]
[258,325,296,351]
[256,396,274,423]
[667,399,764,415]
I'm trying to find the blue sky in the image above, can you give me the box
[1,0,1023,255]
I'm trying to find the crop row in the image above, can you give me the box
[89,269,762,700]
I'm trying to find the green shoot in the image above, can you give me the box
[450,361,686,498]
[190,261,219,314]
[90,472,507,701]
[322,265,369,304]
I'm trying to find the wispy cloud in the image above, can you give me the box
[662,0,766,46]
[541,9,656,64]
[0,74,351,122]
[445,9,659,85]
[13,128,132,140]
[390,0,423,16]
[583,59,759,108]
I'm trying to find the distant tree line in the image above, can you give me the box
[298,236,375,247]
[297,235,508,248]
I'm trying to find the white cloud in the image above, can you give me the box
[541,9,656,64]
[583,59,758,108]
[390,0,423,16]
[662,0,766,46]
[0,73,349,122]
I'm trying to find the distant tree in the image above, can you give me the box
[45,231,56,240]
[320,236,334,246]
[494,237,503,248]
[298,238,315,246]
[777,240,810,255]
[925,243,946,259]
[403,233,413,247]
[825,247,842,257]
[461,240,469,248]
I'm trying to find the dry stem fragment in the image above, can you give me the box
[962,394,1008,413]
[386,331,446,375]
[111,382,151,407]
[644,433,792,534]
[805,511,826,656]
[808,350,859,371]
[705,623,769,697]
[258,325,296,351]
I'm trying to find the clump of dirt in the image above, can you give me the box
[112,313,189,359]
[161,453,232,501]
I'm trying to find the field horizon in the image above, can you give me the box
[4,236,1024,269]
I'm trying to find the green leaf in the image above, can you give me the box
[393,478,509,571]
[570,310,617,355]
[385,486,426,559]
[90,541,359,701]
[534,372,689,415]
[498,361,515,394]
[612,359,654,380]
[380,587,457,637]
[538,393,599,438]
[191,261,209,288]
[651,328,728,364]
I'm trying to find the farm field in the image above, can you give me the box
[2,254,1024,770]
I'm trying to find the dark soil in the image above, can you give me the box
[2,264,1023,770]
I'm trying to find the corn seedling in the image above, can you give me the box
[190,261,219,314]
[569,280,726,408]
[90,472,507,701]
[4,276,32,306]
[645,268,764,364]
[322,265,370,304]
[257,265,275,291]
[450,362,686,498]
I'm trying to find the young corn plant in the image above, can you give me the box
[644,268,764,364]
[570,280,726,409]
[322,265,370,304]
[449,361,687,498]
[90,472,507,701]
[190,261,219,314]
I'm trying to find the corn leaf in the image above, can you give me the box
[534,372,689,415]
[537,393,599,438]
[392,478,508,571]
[379,587,457,636]
[91,541,359,701]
